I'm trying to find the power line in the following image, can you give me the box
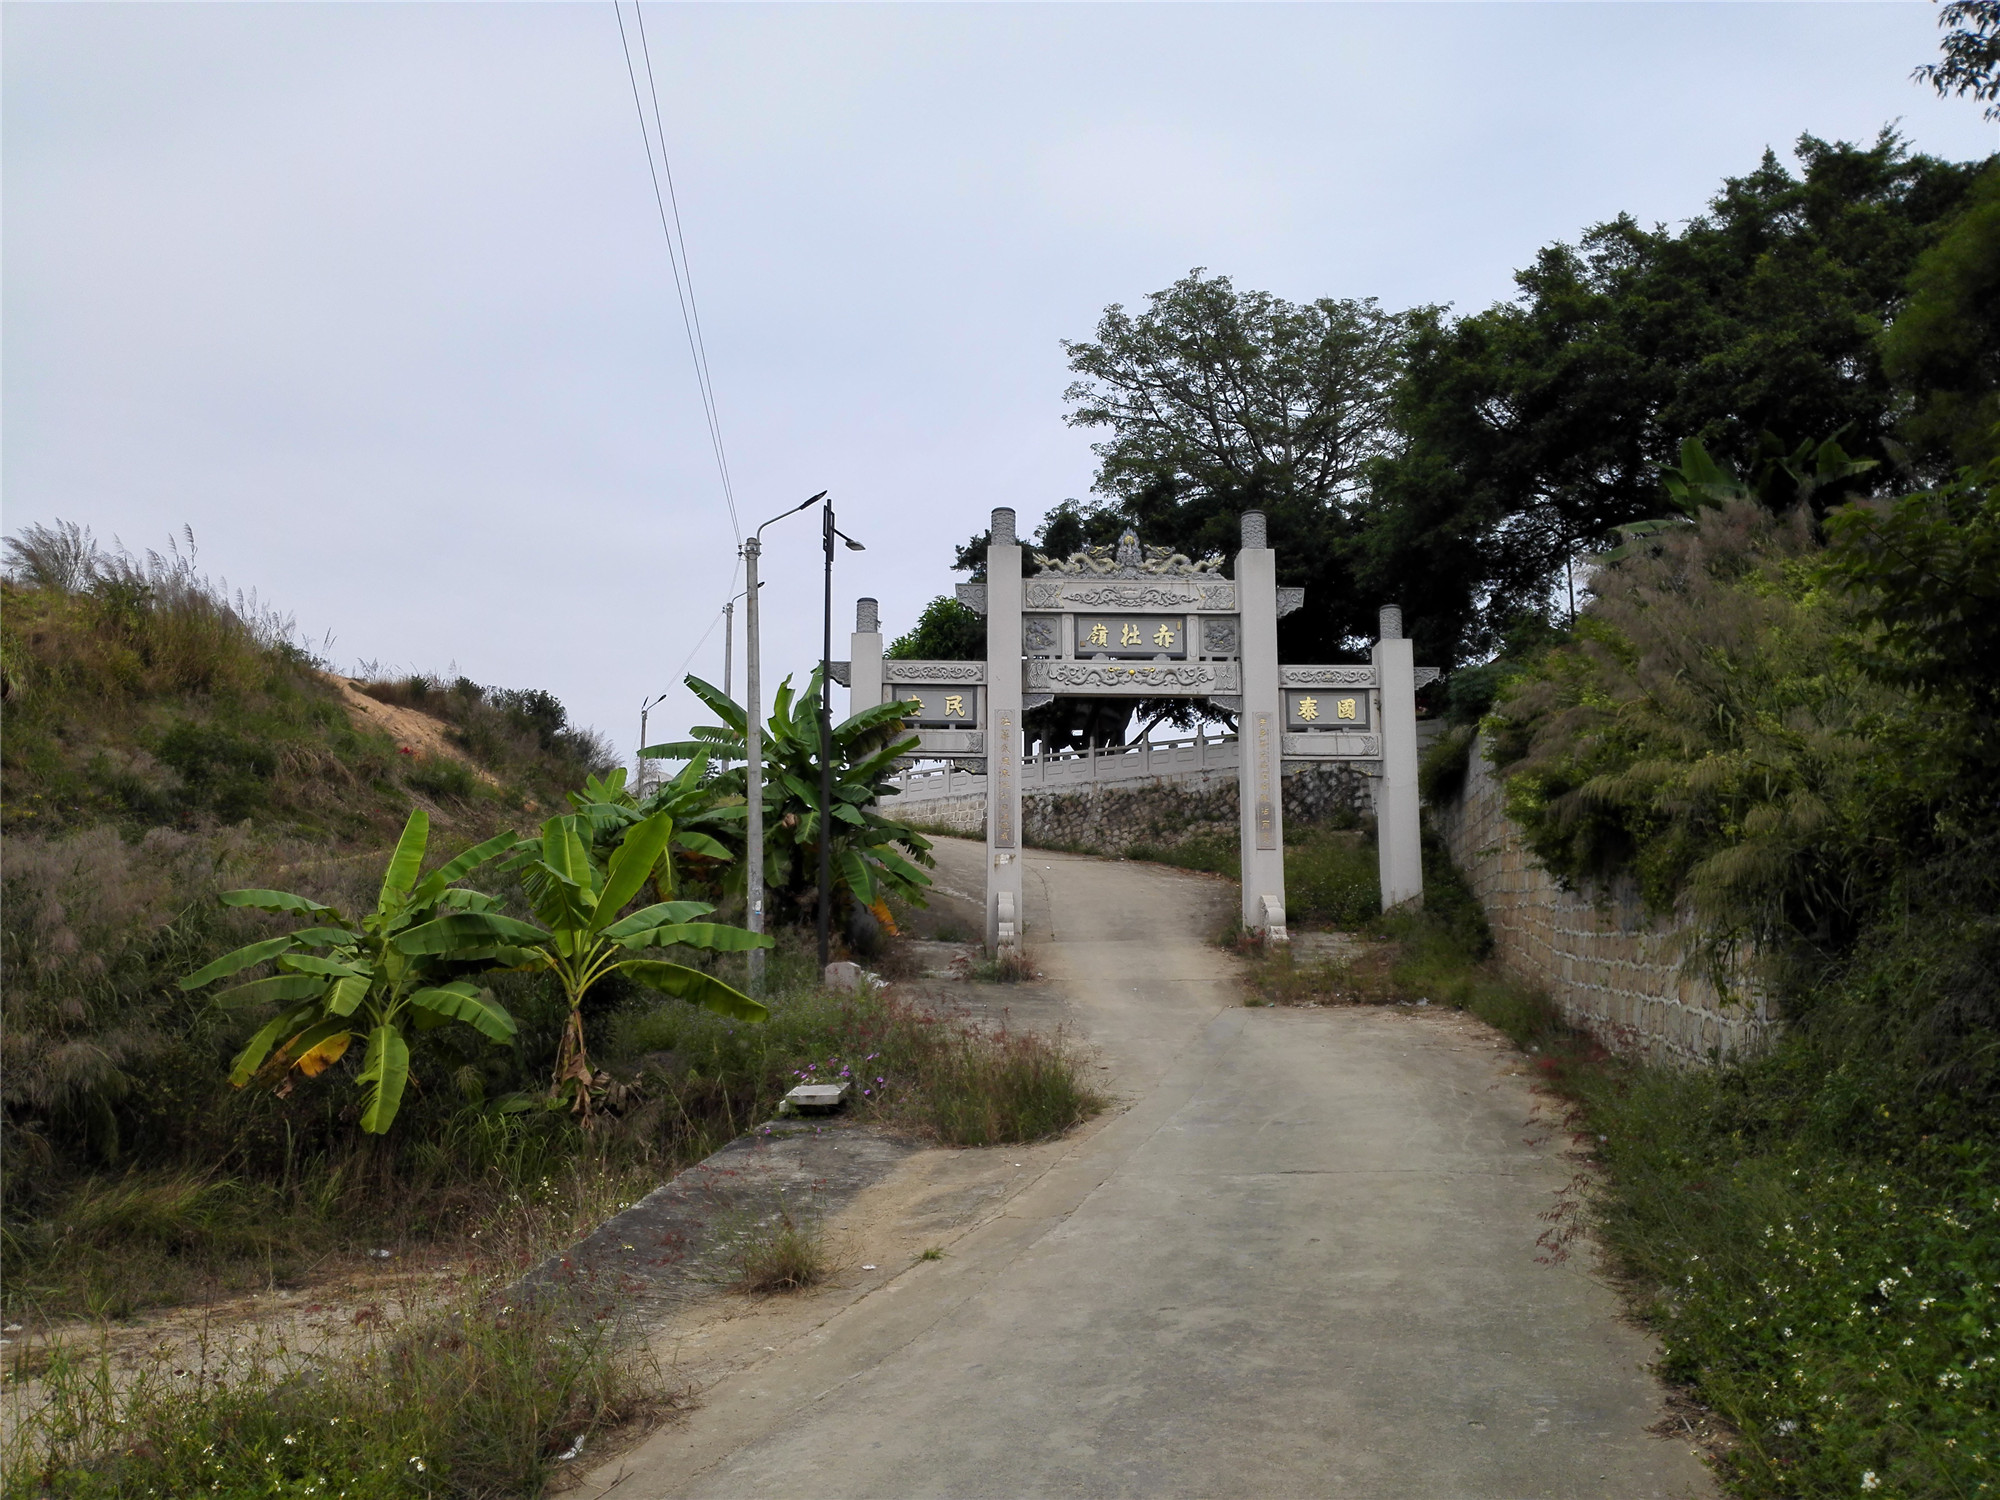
[632,3,738,523]
[674,555,744,682]
[612,1,740,545]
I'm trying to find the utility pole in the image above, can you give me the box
[818,501,865,973]
[719,596,737,773]
[744,493,824,996]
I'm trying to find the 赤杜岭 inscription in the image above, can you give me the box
[1074,615,1185,658]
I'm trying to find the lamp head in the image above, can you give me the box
[843,537,866,552]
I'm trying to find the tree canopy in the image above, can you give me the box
[1363,132,1986,663]
[1059,271,1427,663]
[886,594,984,661]
[1880,160,2000,468]
[1916,0,2000,118]
[920,130,1994,688]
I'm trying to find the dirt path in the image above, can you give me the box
[579,841,1716,1499]
[319,673,500,785]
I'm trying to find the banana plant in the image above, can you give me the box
[395,807,769,1119]
[562,760,736,882]
[1605,433,1881,561]
[178,811,520,1134]
[642,669,935,931]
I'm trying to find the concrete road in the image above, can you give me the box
[587,843,1715,1499]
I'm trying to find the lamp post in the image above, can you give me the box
[743,492,825,996]
[636,690,671,796]
[819,501,866,973]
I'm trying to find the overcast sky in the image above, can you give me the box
[6,1,1995,763]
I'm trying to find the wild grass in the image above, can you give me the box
[1284,830,1381,928]
[912,1023,1100,1145]
[1123,827,1238,877]
[966,947,1039,983]
[730,1210,830,1295]
[2,1292,667,1500]
[1127,824,1381,929]
[612,934,1103,1151]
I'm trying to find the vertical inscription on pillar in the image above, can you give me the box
[995,712,1017,848]
[1254,711,1277,850]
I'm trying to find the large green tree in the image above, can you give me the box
[1364,132,1987,664]
[1881,161,2000,467]
[1059,270,1427,662]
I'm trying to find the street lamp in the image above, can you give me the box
[743,491,825,996]
[636,690,672,796]
[819,501,865,972]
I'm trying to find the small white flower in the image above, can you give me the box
[1861,1472,1880,1492]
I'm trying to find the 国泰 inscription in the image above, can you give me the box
[1287,689,1367,730]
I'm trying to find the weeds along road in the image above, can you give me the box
[583,841,1716,1499]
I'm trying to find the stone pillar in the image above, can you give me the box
[1235,512,1288,941]
[985,509,1025,951]
[850,597,883,718]
[1373,604,1424,909]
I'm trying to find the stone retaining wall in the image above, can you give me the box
[892,764,1374,854]
[1026,763,1371,853]
[899,791,987,837]
[1432,736,1776,1065]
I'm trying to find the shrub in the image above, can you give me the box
[404,756,479,803]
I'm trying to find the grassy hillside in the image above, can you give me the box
[1,562,606,843]
[0,529,621,1310]
[1,527,1098,1358]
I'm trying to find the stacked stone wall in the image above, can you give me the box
[1432,736,1776,1066]
[1025,763,1372,854]
[895,764,1372,854]
[899,791,986,836]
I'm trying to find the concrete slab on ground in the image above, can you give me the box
[517,1125,923,1324]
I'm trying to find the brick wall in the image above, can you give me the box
[1432,736,1776,1065]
